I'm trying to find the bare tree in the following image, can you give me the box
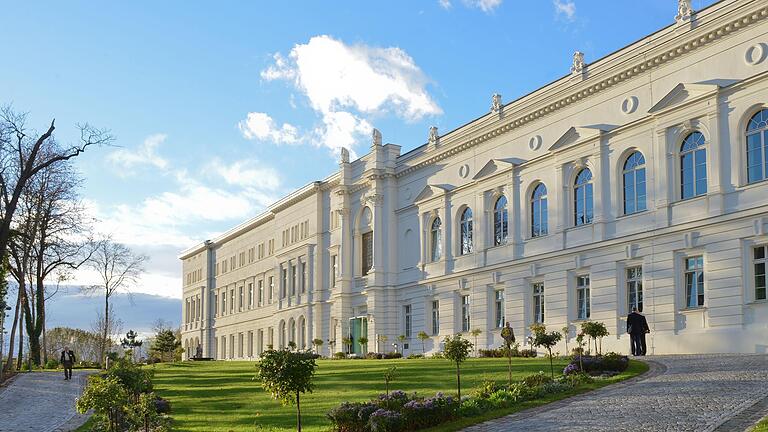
[90,307,123,362]
[0,106,111,270]
[85,240,146,366]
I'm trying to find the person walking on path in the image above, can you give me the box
[60,347,76,380]
[626,307,650,356]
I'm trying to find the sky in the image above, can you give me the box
[0,0,719,303]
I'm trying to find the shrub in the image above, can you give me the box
[333,352,347,360]
[104,358,154,401]
[255,350,319,432]
[126,392,172,432]
[519,348,538,358]
[402,393,457,429]
[76,375,130,432]
[366,352,383,360]
[521,372,553,388]
[45,359,60,369]
[383,352,402,359]
[406,353,423,359]
[327,402,377,432]
[472,379,501,399]
[568,353,629,375]
[540,381,572,394]
[367,409,404,432]
[559,372,594,387]
[478,348,504,358]
[429,352,444,359]
[375,390,410,411]
[600,352,629,372]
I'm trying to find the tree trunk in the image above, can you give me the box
[4,289,21,371]
[16,306,24,370]
[101,292,109,368]
[296,391,302,432]
[456,362,461,400]
[548,348,554,378]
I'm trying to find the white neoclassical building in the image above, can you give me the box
[181,0,768,359]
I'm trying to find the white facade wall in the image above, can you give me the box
[181,0,768,359]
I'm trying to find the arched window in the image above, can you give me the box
[460,207,473,255]
[298,317,306,350]
[574,168,594,226]
[747,109,768,183]
[360,207,373,275]
[680,132,707,199]
[493,196,508,246]
[278,320,286,349]
[623,151,647,214]
[430,217,442,261]
[289,319,296,345]
[531,184,548,237]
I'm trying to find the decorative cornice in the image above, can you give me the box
[395,3,768,178]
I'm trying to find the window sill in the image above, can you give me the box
[678,306,706,313]
[674,194,707,205]
[617,208,648,219]
[738,178,768,190]
[747,299,768,306]
[571,318,591,323]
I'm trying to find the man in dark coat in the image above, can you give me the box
[60,347,76,380]
[626,307,650,356]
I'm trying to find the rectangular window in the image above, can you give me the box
[627,266,643,312]
[257,330,264,356]
[300,261,306,294]
[230,256,235,270]
[461,295,471,332]
[221,336,227,359]
[222,291,227,315]
[258,280,264,306]
[404,305,412,338]
[577,275,590,320]
[238,333,244,358]
[362,231,373,275]
[495,290,505,328]
[238,287,243,312]
[331,255,338,288]
[431,300,440,335]
[213,294,218,318]
[248,283,254,309]
[185,300,190,324]
[268,276,274,303]
[230,335,235,359]
[247,331,253,357]
[684,256,705,308]
[291,264,297,296]
[755,246,767,301]
[240,252,245,267]
[281,267,288,298]
[533,283,544,323]
[230,289,235,314]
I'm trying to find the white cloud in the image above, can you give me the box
[553,0,576,21]
[238,112,301,144]
[207,158,282,193]
[108,134,169,173]
[463,0,502,12]
[438,0,452,9]
[258,35,441,153]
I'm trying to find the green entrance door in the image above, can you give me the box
[349,317,368,355]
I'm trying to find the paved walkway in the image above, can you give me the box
[464,354,768,432]
[0,370,92,432]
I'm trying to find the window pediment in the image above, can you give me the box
[548,125,615,153]
[413,184,454,204]
[647,82,721,115]
[472,158,523,181]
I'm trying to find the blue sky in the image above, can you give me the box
[0,0,717,300]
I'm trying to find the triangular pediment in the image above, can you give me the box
[648,83,721,114]
[548,125,615,152]
[472,158,524,181]
[413,184,453,203]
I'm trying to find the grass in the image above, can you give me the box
[751,416,768,432]
[134,357,648,432]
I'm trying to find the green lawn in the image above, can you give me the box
[141,358,646,432]
[752,416,768,432]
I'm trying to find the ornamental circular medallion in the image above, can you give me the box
[745,43,767,66]
[528,135,542,151]
[458,164,470,179]
[621,96,639,115]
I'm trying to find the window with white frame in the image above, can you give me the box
[493,196,508,246]
[680,132,707,199]
[213,293,218,317]
[248,283,254,309]
[300,261,306,294]
[291,264,297,296]
[221,291,226,315]
[494,290,505,328]
[460,208,473,255]
[623,151,647,214]
[684,256,705,308]
[362,231,373,275]
[404,305,412,338]
[431,300,440,335]
[268,276,274,303]
[258,280,264,306]
[574,169,594,226]
[746,109,768,183]
[331,255,338,288]
[248,331,253,357]
[281,266,287,298]
[430,217,442,261]
[461,295,471,332]
[627,266,643,312]
[576,275,590,320]
[238,287,243,311]
[229,289,235,314]
[531,183,548,237]
[755,246,767,301]
[533,282,544,323]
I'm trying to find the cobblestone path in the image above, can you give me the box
[0,370,91,432]
[463,354,768,432]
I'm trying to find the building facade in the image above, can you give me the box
[181,0,768,359]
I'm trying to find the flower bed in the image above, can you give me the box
[565,352,629,376]
[327,371,600,432]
